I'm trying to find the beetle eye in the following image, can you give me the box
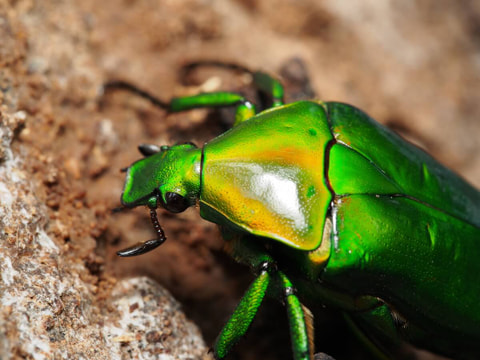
[164,192,189,213]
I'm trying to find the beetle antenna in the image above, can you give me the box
[112,206,126,213]
[103,81,170,110]
[116,208,167,257]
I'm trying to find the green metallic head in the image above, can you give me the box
[121,143,202,212]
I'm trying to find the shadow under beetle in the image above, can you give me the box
[106,61,480,360]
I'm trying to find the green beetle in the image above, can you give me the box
[108,62,480,360]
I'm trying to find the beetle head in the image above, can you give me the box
[121,143,202,212]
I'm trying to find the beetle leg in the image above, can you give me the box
[103,80,256,125]
[251,71,284,107]
[213,262,272,359]
[103,64,287,127]
[169,92,256,126]
[180,61,285,107]
[221,233,315,359]
[277,271,314,360]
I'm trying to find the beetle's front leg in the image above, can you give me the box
[216,233,315,360]
[213,261,272,359]
[213,260,314,360]
[277,271,314,360]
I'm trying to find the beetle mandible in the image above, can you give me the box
[107,61,480,360]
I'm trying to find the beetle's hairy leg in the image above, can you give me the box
[213,262,272,359]
[277,271,314,360]
[117,208,166,257]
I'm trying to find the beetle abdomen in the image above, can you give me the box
[325,193,480,357]
[327,102,480,229]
